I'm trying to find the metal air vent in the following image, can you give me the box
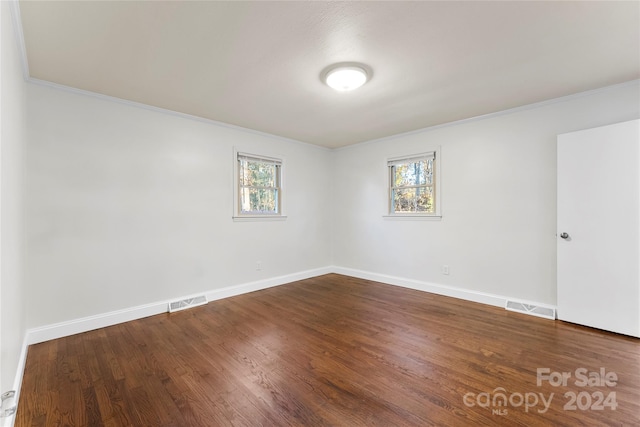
[505,300,556,320]
[168,295,208,313]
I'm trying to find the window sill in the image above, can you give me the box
[382,214,442,221]
[233,215,288,222]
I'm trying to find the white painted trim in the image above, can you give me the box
[25,74,640,153]
[386,146,442,217]
[205,267,331,302]
[0,333,28,427]
[12,333,28,399]
[8,0,29,81]
[8,0,637,153]
[25,78,329,152]
[26,266,332,345]
[1,334,29,427]
[0,0,3,411]
[335,79,640,152]
[25,265,557,345]
[12,264,556,424]
[331,266,557,312]
[232,147,287,219]
[382,215,442,221]
[27,300,166,345]
[10,0,322,152]
[232,215,288,222]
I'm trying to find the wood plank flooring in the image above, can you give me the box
[16,274,640,426]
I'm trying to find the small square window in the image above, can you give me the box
[234,152,284,219]
[388,152,439,216]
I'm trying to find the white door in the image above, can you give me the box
[557,119,639,338]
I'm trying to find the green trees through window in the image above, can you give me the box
[389,153,435,214]
[238,154,282,215]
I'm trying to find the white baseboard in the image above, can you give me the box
[19,265,555,395]
[27,299,171,345]
[331,266,556,312]
[1,334,29,427]
[26,265,555,345]
[13,334,28,394]
[26,266,332,345]
[204,267,332,302]
[13,265,555,426]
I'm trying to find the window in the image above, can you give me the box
[388,151,439,216]
[235,152,283,218]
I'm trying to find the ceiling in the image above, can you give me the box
[18,1,640,148]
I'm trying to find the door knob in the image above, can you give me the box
[560,232,570,239]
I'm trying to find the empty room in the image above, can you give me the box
[1,1,639,426]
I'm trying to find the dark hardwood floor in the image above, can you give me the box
[16,274,640,426]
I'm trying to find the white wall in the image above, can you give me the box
[24,80,640,333]
[331,81,640,305]
[1,0,28,392]
[26,84,332,328]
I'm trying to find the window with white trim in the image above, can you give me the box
[388,152,438,216]
[236,152,283,217]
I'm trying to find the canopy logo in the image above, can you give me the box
[463,388,553,416]
[462,367,619,416]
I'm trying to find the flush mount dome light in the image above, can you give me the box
[324,64,369,92]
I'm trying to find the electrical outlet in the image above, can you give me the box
[256,261,262,271]
[442,265,449,275]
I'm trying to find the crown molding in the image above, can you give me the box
[10,2,329,151]
[28,77,332,152]
[335,79,640,152]
[9,0,638,153]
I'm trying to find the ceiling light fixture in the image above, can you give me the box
[323,64,370,92]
